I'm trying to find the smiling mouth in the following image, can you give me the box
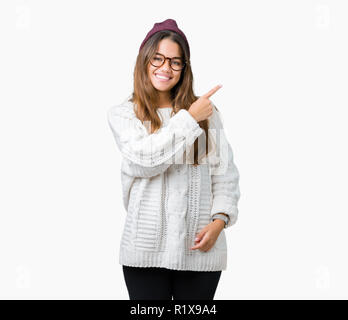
[154,74,172,81]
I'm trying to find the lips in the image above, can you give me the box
[154,73,172,81]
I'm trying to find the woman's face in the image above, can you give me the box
[147,38,183,95]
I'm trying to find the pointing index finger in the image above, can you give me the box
[202,84,223,98]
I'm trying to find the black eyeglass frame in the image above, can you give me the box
[150,52,189,71]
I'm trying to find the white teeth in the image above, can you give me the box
[155,74,171,80]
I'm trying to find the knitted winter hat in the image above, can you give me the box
[139,19,190,59]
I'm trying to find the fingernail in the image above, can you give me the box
[195,238,199,241]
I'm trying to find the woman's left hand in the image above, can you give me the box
[190,219,225,252]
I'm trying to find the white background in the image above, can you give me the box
[0,0,347,299]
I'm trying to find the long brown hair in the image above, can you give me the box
[129,30,212,166]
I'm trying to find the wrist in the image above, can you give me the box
[212,213,229,228]
[212,218,225,229]
[188,110,198,122]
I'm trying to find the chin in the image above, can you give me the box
[154,86,174,92]
[152,82,175,92]
[156,80,179,90]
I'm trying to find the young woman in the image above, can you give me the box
[107,19,241,300]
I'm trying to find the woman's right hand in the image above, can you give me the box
[188,84,222,122]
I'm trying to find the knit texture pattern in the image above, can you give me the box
[107,95,241,271]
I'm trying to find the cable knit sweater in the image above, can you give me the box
[107,95,241,271]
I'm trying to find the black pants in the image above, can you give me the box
[122,265,222,300]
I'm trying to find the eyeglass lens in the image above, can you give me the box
[150,54,185,70]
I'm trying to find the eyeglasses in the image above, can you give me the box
[150,52,188,71]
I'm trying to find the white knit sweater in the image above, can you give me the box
[107,95,240,271]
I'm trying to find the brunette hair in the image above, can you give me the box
[130,30,215,166]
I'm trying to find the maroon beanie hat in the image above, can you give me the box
[139,19,190,59]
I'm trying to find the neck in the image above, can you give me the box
[157,92,172,108]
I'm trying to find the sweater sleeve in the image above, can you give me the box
[208,104,241,228]
[107,103,204,178]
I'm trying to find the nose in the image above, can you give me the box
[161,58,171,70]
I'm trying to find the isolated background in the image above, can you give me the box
[1,0,347,299]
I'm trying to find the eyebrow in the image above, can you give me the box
[156,52,183,59]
